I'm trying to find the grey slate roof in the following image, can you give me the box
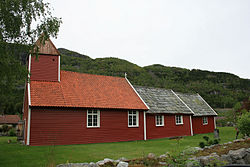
[134,86,193,114]
[175,92,217,116]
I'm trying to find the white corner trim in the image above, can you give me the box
[197,94,218,116]
[189,115,193,136]
[27,108,31,145]
[28,54,31,106]
[58,55,60,82]
[28,54,31,75]
[144,111,147,140]
[214,117,217,129]
[171,90,195,115]
[28,83,31,106]
[125,78,150,110]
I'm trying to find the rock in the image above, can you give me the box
[243,153,250,164]
[193,147,203,151]
[158,162,166,165]
[225,141,232,145]
[58,163,89,167]
[233,139,244,143]
[246,148,250,153]
[229,148,247,160]
[147,153,156,159]
[114,160,120,163]
[103,158,114,163]
[159,154,167,159]
[197,153,220,166]
[198,156,211,166]
[103,161,115,167]
[88,162,99,167]
[186,159,199,167]
[118,157,127,161]
[182,147,202,155]
[96,160,105,166]
[116,161,128,167]
[235,159,245,164]
[57,164,65,167]
[210,153,219,157]
[221,154,232,164]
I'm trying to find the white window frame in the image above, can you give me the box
[202,116,208,125]
[128,111,139,127]
[175,115,183,125]
[155,115,164,126]
[87,109,100,128]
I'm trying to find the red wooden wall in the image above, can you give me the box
[29,108,144,146]
[192,116,215,134]
[30,55,59,81]
[23,85,29,145]
[146,114,192,139]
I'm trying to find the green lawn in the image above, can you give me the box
[0,127,236,167]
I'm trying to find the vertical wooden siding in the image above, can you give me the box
[30,55,58,81]
[29,109,144,146]
[146,114,191,139]
[192,116,215,134]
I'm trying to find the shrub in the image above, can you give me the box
[203,136,209,142]
[199,142,205,148]
[208,140,214,145]
[237,112,250,136]
[199,136,220,148]
[8,128,16,136]
[2,124,8,133]
[213,139,219,144]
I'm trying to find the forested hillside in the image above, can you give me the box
[2,48,250,115]
[59,48,250,109]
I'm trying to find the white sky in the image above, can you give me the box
[49,0,250,79]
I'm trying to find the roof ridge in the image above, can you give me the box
[171,90,195,115]
[175,91,198,96]
[134,85,172,91]
[61,70,125,79]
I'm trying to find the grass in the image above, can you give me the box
[0,127,236,167]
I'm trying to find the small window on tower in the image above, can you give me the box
[52,59,55,61]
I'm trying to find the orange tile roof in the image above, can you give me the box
[30,71,148,110]
[0,115,20,124]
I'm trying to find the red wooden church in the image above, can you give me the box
[23,38,217,146]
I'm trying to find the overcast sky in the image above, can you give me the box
[49,0,250,79]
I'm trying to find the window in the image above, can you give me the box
[175,115,183,125]
[128,111,139,127]
[87,109,100,127]
[202,117,208,125]
[156,115,164,126]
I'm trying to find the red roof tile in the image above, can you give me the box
[30,71,148,110]
[0,115,20,124]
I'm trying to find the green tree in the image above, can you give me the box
[237,112,250,136]
[0,0,62,114]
